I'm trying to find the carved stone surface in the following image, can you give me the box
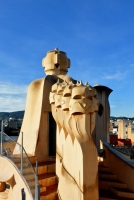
[14,48,112,199]
[49,80,99,199]
[42,48,70,75]
[94,85,112,150]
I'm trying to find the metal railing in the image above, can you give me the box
[0,121,40,200]
[21,188,26,200]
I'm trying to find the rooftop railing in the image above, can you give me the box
[0,120,40,200]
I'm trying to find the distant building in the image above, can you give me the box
[118,119,130,139]
[2,118,23,136]
[128,123,134,143]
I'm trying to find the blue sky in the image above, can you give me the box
[0,0,134,117]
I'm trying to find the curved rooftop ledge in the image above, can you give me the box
[101,140,134,168]
[0,156,33,200]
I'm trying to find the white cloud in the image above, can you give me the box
[102,71,127,81]
[130,64,134,67]
[0,82,28,112]
[0,82,28,95]
[0,96,26,112]
[110,105,117,108]
[111,102,125,104]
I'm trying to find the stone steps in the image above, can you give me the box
[109,187,134,199]
[29,185,47,197]
[1,143,58,200]
[38,172,58,187]
[99,189,118,200]
[40,184,47,193]
[98,162,134,199]
[10,156,28,163]
[99,171,117,180]
[33,161,55,175]
[98,165,111,173]
[22,166,34,173]
[10,156,30,172]
[99,164,127,190]
[99,178,127,190]
[99,189,133,200]
[9,155,36,198]
[40,184,58,200]
[6,155,58,199]
[23,172,35,181]
[35,161,58,200]
[20,160,58,200]
[27,178,35,187]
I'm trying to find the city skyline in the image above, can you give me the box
[0,0,134,117]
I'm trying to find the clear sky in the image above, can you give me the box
[0,0,134,117]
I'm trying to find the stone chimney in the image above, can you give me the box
[42,48,70,76]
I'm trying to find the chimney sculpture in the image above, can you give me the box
[49,80,99,200]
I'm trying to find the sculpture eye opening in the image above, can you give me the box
[87,96,92,100]
[98,104,103,117]
[72,112,83,115]
[63,93,71,97]
[55,63,59,68]
[73,95,83,99]
[63,108,69,111]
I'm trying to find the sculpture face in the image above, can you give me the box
[49,92,55,104]
[61,84,72,111]
[69,85,98,115]
[51,82,58,93]
[69,98,92,114]
[55,94,62,108]
[50,80,98,117]
[72,86,92,99]
[61,96,71,111]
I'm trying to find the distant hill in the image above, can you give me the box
[0,111,24,120]
[0,111,133,121]
[110,116,134,120]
